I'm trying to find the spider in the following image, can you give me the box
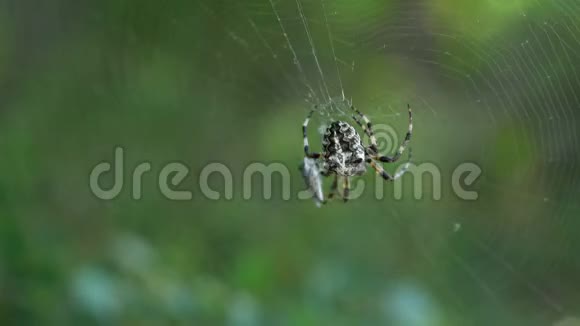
[302,104,413,203]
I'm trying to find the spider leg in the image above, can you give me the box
[351,114,370,137]
[303,109,323,159]
[374,105,413,163]
[351,115,375,155]
[350,105,378,153]
[327,174,342,201]
[369,161,396,181]
[343,177,350,202]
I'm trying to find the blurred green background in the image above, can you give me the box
[1,0,579,325]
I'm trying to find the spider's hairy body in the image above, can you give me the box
[301,104,413,204]
[321,121,366,176]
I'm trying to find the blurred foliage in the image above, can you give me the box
[0,0,579,325]
[431,0,537,41]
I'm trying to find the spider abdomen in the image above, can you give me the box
[322,121,366,176]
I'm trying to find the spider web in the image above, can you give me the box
[202,0,580,323]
